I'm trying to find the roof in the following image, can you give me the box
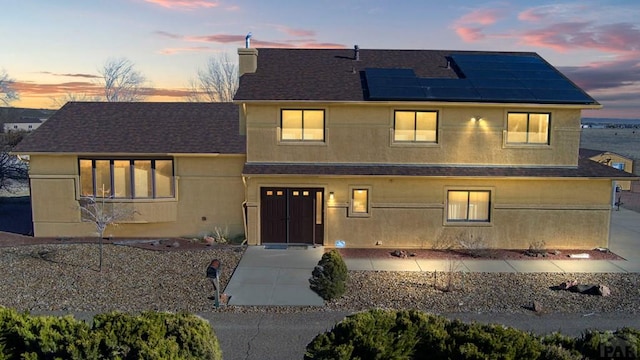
[243,157,637,179]
[234,48,598,105]
[13,102,245,154]
[4,118,43,124]
[579,148,633,161]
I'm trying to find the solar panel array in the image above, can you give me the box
[365,53,596,104]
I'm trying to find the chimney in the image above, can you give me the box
[354,45,360,61]
[238,47,258,76]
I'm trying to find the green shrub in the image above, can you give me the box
[92,311,222,360]
[309,249,348,301]
[577,328,639,359]
[0,307,221,360]
[0,307,98,359]
[306,309,631,360]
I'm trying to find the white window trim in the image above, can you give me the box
[279,108,327,144]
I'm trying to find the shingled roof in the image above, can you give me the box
[13,102,245,154]
[243,157,637,179]
[234,48,598,105]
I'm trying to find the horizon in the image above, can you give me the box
[2,1,640,118]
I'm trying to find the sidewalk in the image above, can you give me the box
[224,208,640,306]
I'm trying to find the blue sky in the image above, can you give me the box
[2,0,640,118]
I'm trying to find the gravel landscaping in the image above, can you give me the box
[0,242,638,315]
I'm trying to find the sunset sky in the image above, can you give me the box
[2,0,640,119]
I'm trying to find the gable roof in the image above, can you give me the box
[234,48,598,105]
[13,102,245,155]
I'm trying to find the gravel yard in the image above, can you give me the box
[1,242,638,315]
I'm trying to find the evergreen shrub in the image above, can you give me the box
[309,249,348,301]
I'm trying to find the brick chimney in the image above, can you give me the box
[238,48,258,76]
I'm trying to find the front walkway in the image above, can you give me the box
[224,208,640,306]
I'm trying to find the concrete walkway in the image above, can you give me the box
[224,208,640,306]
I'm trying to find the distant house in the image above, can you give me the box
[3,117,44,132]
[13,46,638,250]
[580,148,635,191]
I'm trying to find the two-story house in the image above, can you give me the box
[13,46,636,249]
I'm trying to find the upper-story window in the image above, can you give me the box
[281,109,325,141]
[393,110,438,143]
[79,158,174,199]
[506,112,550,145]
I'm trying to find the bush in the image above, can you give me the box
[309,249,348,301]
[305,309,633,360]
[0,307,222,360]
[0,307,98,359]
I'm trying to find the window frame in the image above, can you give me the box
[348,186,371,217]
[78,158,175,200]
[280,109,326,142]
[392,110,439,144]
[445,188,492,225]
[505,112,551,146]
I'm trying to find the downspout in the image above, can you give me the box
[242,175,249,244]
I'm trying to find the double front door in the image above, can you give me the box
[260,187,324,244]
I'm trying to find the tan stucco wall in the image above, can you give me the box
[245,176,613,249]
[28,154,246,239]
[244,103,581,166]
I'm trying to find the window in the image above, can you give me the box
[506,112,550,144]
[612,162,625,171]
[79,159,174,199]
[281,109,325,141]
[447,190,490,222]
[349,187,370,217]
[394,110,438,142]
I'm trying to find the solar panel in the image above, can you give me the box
[364,53,596,104]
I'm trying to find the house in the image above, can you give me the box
[13,102,246,238]
[1,107,54,133]
[13,46,638,249]
[579,148,635,191]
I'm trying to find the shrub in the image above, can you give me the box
[0,307,222,360]
[92,311,222,360]
[577,328,639,359]
[0,307,98,359]
[305,309,625,360]
[309,249,348,301]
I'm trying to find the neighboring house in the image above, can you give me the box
[13,47,638,249]
[579,148,635,191]
[3,117,44,132]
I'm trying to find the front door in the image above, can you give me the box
[260,187,324,244]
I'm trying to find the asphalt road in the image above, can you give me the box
[202,311,640,360]
[39,310,638,360]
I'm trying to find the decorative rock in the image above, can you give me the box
[532,300,543,312]
[391,250,407,258]
[559,279,579,290]
[598,284,611,297]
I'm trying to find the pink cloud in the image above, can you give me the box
[518,8,545,22]
[456,27,485,42]
[274,25,315,37]
[144,0,219,9]
[520,22,640,54]
[452,8,505,43]
[159,46,212,55]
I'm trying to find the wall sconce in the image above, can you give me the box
[329,192,335,201]
[471,115,482,122]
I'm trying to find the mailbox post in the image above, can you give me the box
[207,259,222,308]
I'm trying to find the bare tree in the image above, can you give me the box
[79,192,136,271]
[50,92,101,108]
[1,69,19,106]
[98,58,147,102]
[187,53,238,102]
[0,131,29,192]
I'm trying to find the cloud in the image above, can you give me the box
[520,21,640,54]
[13,81,102,96]
[155,30,345,49]
[158,46,212,55]
[37,71,100,79]
[560,59,640,91]
[143,0,219,10]
[452,7,506,43]
[273,25,315,37]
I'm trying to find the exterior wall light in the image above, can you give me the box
[329,192,335,200]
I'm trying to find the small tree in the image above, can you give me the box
[0,131,28,192]
[0,69,19,105]
[98,58,147,102]
[79,192,135,271]
[187,53,238,102]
